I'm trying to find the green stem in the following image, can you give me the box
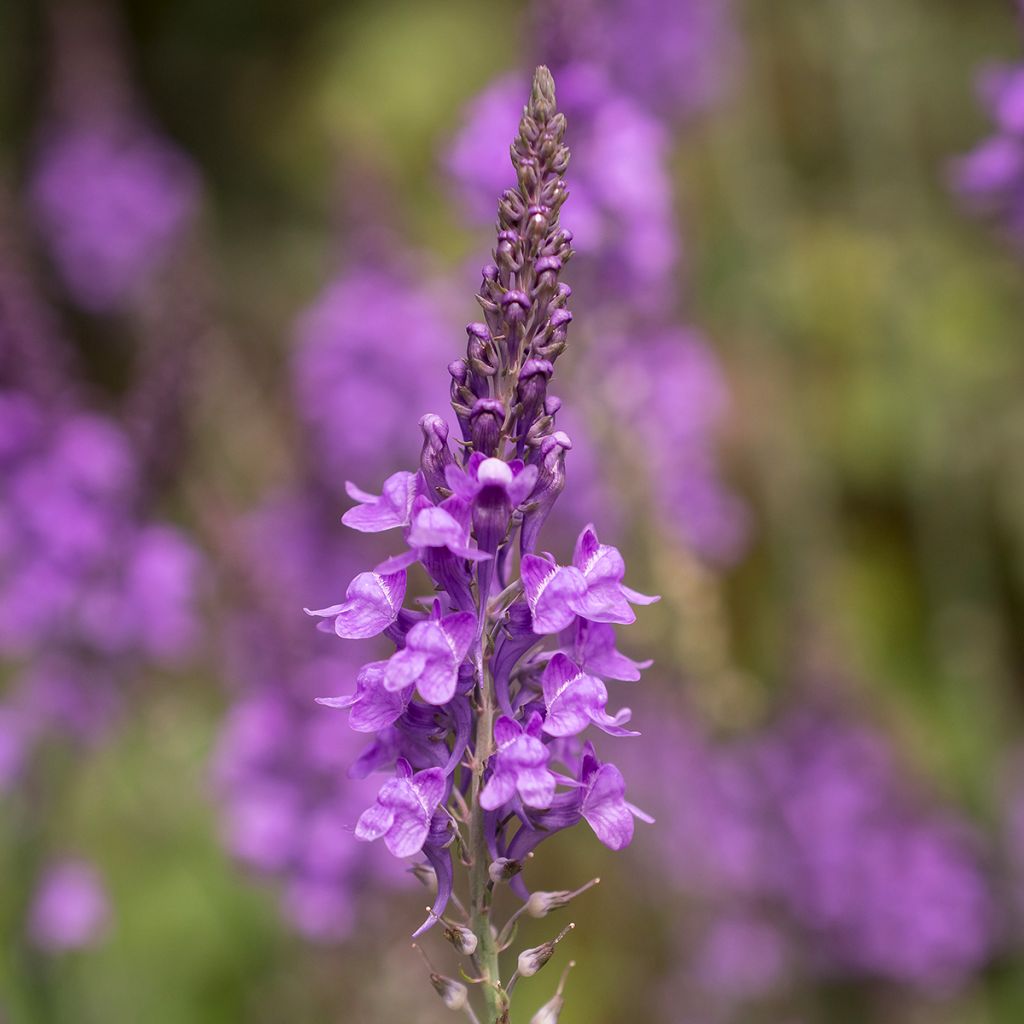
[468,659,504,1023]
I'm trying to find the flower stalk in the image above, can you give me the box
[308,65,655,1023]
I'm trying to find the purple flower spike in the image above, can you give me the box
[480,713,556,810]
[316,660,411,733]
[521,554,588,635]
[383,611,477,706]
[580,748,653,851]
[570,524,659,624]
[355,759,447,858]
[568,619,652,682]
[541,653,637,738]
[342,471,421,532]
[304,569,407,639]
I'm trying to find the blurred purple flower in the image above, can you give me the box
[952,28,1024,246]
[292,265,456,485]
[625,703,995,994]
[31,124,199,311]
[29,860,109,952]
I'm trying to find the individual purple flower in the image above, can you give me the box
[540,652,637,737]
[521,525,658,635]
[28,860,110,952]
[383,610,477,706]
[445,454,539,554]
[316,660,410,733]
[341,471,422,533]
[304,569,407,639]
[564,619,652,682]
[480,713,557,810]
[570,524,659,624]
[577,745,654,851]
[355,760,447,858]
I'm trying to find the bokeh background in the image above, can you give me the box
[2,0,1024,1021]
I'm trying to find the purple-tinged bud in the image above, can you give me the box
[521,431,571,554]
[419,414,454,498]
[544,396,562,418]
[499,189,525,224]
[517,359,554,429]
[481,263,499,283]
[534,255,562,292]
[502,290,531,324]
[526,205,551,244]
[489,855,530,884]
[467,324,497,379]
[497,228,520,262]
[529,961,576,1024]
[517,156,540,194]
[414,944,470,1010]
[526,878,600,918]
[449,359,473,437]
[517,923,574,978]
[469,399,505,457]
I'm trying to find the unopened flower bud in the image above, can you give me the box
[526,878,600,918]
[502,289,531,324]
[517,358,554,430]
[534,254,561,292]
[529,961,576,1024]
[443,921,478,956]
[413,944,469,1011]
[419,414,454,498]
[517,923,574,978]
[488,856,528,884]
[469,398,505,456]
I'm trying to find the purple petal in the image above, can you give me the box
[480,769,516,810]
[541,654,607,737]
[581,763,634,850]
[355,800,396,843]
[307,570,407,639]
[516,765,556,808]
[411,767,447,814]
[384,648,428,692]
[342,471,418,532]
[314,693,359,709]
[620,584,660,606]
[521,555,587,634]
[573,621,651,682]
[441,611,477,663]
[570,583,636,625]
[494,715,521,746]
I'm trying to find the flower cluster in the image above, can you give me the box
[951,3,1024,247]
[310,68,655,1020]
[0,390,200,790]
[622,703,995,1015]
[291,262,455,489]
[212,493,404,941]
